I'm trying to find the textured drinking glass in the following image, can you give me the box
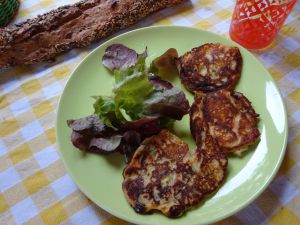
[229,0,297,50]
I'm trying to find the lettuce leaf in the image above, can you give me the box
[142,86,190,120]
[102,44,147,72]
[94,96,119,129]
[89,135,122,154]
[113,72,154,122]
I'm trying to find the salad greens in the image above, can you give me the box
[97,44,188,129]
[68,44,189,162]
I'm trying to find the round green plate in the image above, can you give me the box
[56,26,287,225]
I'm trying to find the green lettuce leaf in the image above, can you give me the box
[114,55,147,84]
[113,72,154,122]
[93,96,119,129]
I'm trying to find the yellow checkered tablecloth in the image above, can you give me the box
[0,0,300,224]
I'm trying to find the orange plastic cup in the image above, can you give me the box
[229,0,297,50]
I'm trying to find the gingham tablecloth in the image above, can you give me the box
[1,0,300,224]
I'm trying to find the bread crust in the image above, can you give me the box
[0,0,184,68]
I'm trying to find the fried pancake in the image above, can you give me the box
[177,43,242,93]
[122,129,227,217]
[190,90,260,154]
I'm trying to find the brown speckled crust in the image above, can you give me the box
[0,0,185,68]
[122,129,227,217]
[177,43,242,93]
[190,90,260,154]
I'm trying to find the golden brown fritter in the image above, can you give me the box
[177,43,242,93]
[122,129,227,217]
[190,90,260,154]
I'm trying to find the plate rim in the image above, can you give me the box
[55,25,288,225]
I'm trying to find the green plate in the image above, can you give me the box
[56,26,287,225]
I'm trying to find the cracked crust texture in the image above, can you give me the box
[177,43,242,93]
[0,0,184,68]
[122,129,227,217]
[190,90,260,154]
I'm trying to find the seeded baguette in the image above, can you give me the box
[0,0,184,68]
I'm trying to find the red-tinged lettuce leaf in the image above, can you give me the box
[102,44,147,71]
[142,77,190,120]
[123,117,158,130]
[142,87,189,120]
[148,76,189,120]
[149,75,173,90]
[121,130,142,163]
[71,131,91,151]
[122,130,142,146]
[89,135,122,154]
[67,114,108,135]
[123,117,162,138]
